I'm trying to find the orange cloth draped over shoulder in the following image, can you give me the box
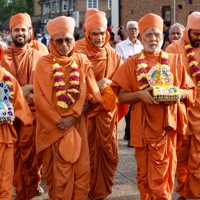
[111,12,196,200]
[34,16,102,200]
[0,13,45,200]
[82,11,123,199]
[111,52,196,199]
[23,12,49,54]
[166,11,200,198]
[0,62,33,199]
[74,9,100,53]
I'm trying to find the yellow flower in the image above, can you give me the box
[54,81,65,86]
[67,93,76,103]
[67,88,79,93]
[185,44,192,49]
[187,52,195,57]
[137,63,148,69]
[58,101,68,108]
[71,61,78,68]
[69,80,79,85]
[52,63,61,70]
[140,53,145,58]
[188,60,198,67]
[70,71,80,76]
[5,81,12,86]
[193,71,200,77]
[137,73,147,81]
[161,52,168,58]
[56,90,66,97]
[139,84,149,90]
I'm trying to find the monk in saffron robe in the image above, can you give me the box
[74,9,99,53]
[24,13,49,55]
[81,10,123,199]
[1,13,45,200]
[34,16,102,200]
[166,11,200,200]
[0,45,33,199]
[111,13,196,200]
[24,12,47,196]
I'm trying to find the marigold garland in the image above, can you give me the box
[52,59,80,109]
[136,51,170,90]
[185,44,200,86]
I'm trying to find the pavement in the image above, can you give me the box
[32,118,181,200]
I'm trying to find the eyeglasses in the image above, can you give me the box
[52,37,73,45]
[144,33,162,39]
[128,27,138,31]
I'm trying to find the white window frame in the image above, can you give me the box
[108,0,111,10]
[62,0,68,12]
[87,0,98,9]
[43,2,50,14]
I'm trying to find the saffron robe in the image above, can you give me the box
[74,38,86,53]
[0,67,33,199]
[34,43,102,200]
[29,39,49,54]
[1,44,45,200]
[166,28,200,198]
[111,52,196,200]
[81,34,123,199]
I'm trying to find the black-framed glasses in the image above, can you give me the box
[52,37,73,45]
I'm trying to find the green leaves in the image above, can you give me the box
[0,0,33,24]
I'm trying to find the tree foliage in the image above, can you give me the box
[0,0,33,24]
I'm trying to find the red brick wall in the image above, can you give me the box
[120,0,200,28]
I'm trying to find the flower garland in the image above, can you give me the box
[136,51,170,90]
[3,74,14,104]
[185,44,200,86]
[52,59,80,109]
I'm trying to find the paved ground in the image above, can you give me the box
[31,118,182,200]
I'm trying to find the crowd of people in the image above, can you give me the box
[0,8,199,200]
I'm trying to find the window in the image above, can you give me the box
[87,0,98,9]
[108,0,111,10]
[43,2,50,14]
[63,0,68,11]
[52,1,59,13]
[69,0,74,10]
[162,6,171,21]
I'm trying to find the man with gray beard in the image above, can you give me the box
[111,13,195,200]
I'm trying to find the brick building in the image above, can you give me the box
[33,0,199,34]
[33,0,111,33]
[119,0,199,28]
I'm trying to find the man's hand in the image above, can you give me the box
[21,85,33,98]
[97,78,112,93]
[56,116,78,132]
[27,93,34,105]
[138,87,159,104]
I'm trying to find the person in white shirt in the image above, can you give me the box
[116,21,143,61]
[116,21,143,146]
